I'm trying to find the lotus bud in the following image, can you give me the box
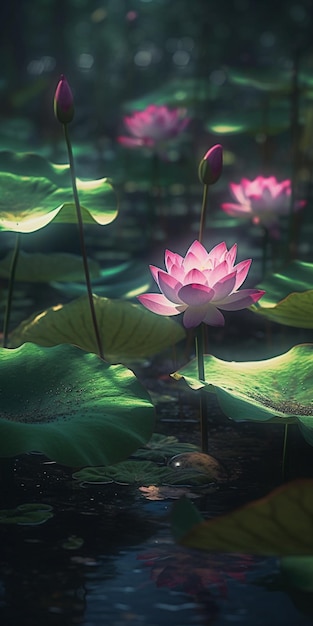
[54,74,74,124]
[198,144,223,185]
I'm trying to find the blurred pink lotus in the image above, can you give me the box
[118,104,190,152]
[221,176,306,238]
[138,240,264,328]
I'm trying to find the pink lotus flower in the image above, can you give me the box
[118,104,190,151]
[138,240,264,328]
[221,176,306,238]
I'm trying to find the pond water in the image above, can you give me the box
[1,388,313,626]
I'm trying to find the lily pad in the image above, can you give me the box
[172,480,313,555]
[124,78,221,111]
[0,251,100,282]
[206,106,291,136]
[0,343,155,466]
[281,556,313,592]
[172,344,313,444]
[132,433,199,462]
[226,67,293,92]
[10,295,186,362]
[0,503,53,525]
[51,260,153,299]
[72,459,214,486]
[250,261,313,328]
[0,150,117,233]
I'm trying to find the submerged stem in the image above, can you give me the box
[2,234,21,347]
[195,324,208,454]
[198,184,209,244]
[63,124,104,360]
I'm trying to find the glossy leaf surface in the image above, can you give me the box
[0,343,155,466]
[0,251,100,282]
[251,261,313,328]
[10,295,186,362]
[173,344,313,443]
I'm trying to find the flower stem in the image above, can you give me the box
[63,123,104,360]
[2,233,21,348]
[195,323,209,454]
[198,183,209,244]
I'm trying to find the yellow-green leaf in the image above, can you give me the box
[10,295,186,362]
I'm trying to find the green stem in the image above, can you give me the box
[198,184,209,244]
[2,233,21,348]
[195,324,208,454]
[282,423,288,482]
[63,124,104,360]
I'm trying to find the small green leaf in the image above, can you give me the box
[172,480,313,555]
[251,261,313,328]
[10,295,186,362]
[0,343,155,467]
[73,459,213,487]
[0,251,100,282]
[0,503,53,525]
[132,433,199,462]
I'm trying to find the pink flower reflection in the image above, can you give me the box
[221,176,306,238]
[118,104,190,153]
[138,240,264,328]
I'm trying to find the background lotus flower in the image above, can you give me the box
[221,176,306,238]
[118,104,190,152]
[138,240,264,328]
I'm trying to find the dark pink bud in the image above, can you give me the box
[198,144,223,185]
[54,75,74,124]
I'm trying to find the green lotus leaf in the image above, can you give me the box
[50,261,153,299]
[0,251,100,282]
[132,433,199,462]
[226,67,293,92]
[172,344,313,444]
[0,503,53,525]
[10,295,186,362]
[206,106,291,136]
[0,343,155,466]
[124,78,221,111]
[73,459,213,486]
[172,480,313,555]
[0,151,117,233]
[250,261,313,328]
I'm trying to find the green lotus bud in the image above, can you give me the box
[54,74,74,124]
[198,144,223,185]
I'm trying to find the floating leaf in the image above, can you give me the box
[172,480,313,555]
[0,503,53,525]
[251,261,313,328]
[206,106,292,136]
[132,433,199,462]
[226,67,293,92]
[73,459,213,486]
[0,150,117,233]
[51,260,152,299]
[0,251,100,282]
[172,344,313,444]
[124,78,221,111]
[10,295,186,362]
[0,343,154,466]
